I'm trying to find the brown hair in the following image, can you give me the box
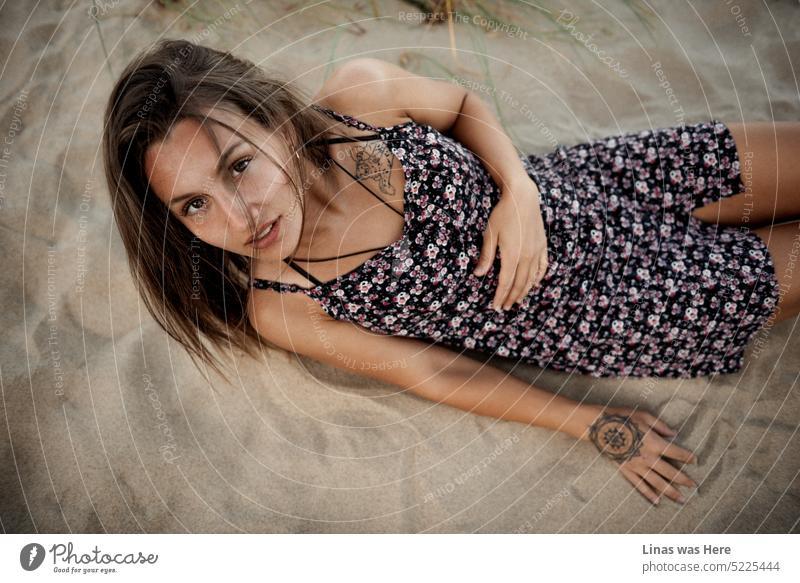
[101,39,337,383]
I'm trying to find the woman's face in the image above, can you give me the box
[144,107,303,262]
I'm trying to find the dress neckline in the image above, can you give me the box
[251,105,423,294]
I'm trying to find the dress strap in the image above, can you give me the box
[311,103,381,132]
[328,157,404,218]
[310,103,402,218]
[291,245,392,263]
[256,104,405,291]
[276,156,403,288]
[313,134,381,145]
[282,258,325,288]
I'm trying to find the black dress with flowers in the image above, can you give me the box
[252,105,780,378]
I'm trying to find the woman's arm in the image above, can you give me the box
[251,292,597,439]
[327,57,534,193]
[327,58,550,309]
[446,90,536,194]
[252,293,698,505]
[410,344,602,441]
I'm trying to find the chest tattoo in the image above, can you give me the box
[347,140,397,197]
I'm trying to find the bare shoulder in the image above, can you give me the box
[246,288,333,351]
[312,57,467,135]
[311,58,412,128]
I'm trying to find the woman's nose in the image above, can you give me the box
[227,189,270,232]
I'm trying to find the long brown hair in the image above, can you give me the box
[102,39,337,383]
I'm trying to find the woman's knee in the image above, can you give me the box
[726,121,800,225]
[752,221,800,323]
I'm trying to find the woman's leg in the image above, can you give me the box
[692,121,800,228]
[752,221,800,324]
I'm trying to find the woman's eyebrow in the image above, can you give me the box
[169,139,244,207]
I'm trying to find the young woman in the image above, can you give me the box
[103,39,799,508]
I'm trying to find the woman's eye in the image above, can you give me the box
[182,197,207,217]
[230,156,251,176]
[180,157,250,217]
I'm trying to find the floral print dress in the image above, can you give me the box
[253,105,780,378]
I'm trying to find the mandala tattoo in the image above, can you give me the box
[588,413,645,462]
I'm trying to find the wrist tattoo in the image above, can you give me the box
[589,413,645,462]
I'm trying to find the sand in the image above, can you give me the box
[0,0,798,533]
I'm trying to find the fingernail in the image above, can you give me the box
[653,497,660,506]
[690,481,698,488]
[676,495,686,504]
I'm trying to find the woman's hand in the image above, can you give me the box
[588,406,699,506]
[473,177,549,310]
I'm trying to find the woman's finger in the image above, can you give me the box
[505,254,532,308]
[638,466,687,504]
[524,272,537,301]
[493,254,518,310]
[653,458,698,489]
[642,412,678,437]
[620,466,661,506]
[524,248,546,286]
[474,225,498,276]
[659,440,697,464]
[525,254,542,293]
[532,251,548,287]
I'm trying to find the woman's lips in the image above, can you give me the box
[251,216,280,249]
[247,217,278,244]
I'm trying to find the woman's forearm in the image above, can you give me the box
[448,90,537,196]
[424,355,603,441]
